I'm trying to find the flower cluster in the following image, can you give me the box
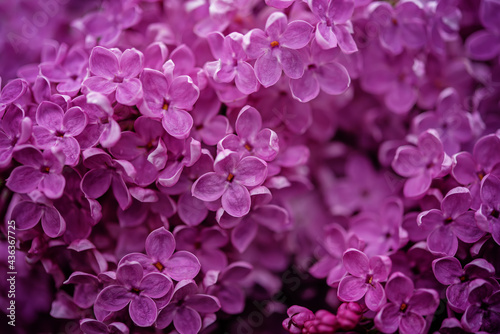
[1,0,500,333]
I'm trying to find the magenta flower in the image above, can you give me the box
[244,12,313,87]
[461,279,500,333]
[7,146,66,199]
[289,41,350,102]
[204,261,252,314]
[119,227,201,281]
[32,101,87,166]
[338,248,391,311]
[109,116,167,186]
[418,187,484,256]
[369,1,427,55]
[80,148,136,210]
[0,78,28,110]
[157,137,201,187]
[10,193,66,238]
[95,261,173,327]
[83,46,144,106]
[282,305,315,334]
[375,272,439,334]
[308,0,357,53]
[206,32,259,95]
[218,105,279,162]
[192,149,268,217]
[156,280,221,333]
[432,256,496,312]
[139,69,199,139]
[392,130,451,198]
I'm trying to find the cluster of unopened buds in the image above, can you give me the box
[1,0,500,333]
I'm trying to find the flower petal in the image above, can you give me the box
[222,183,251,217]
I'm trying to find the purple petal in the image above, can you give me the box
[165,251,201,281]
[39,173,65,199]
[234,156,267,187]
[185,294,221,313]
[192,172,227,201]
[452,211,484,243]
[342,249,369,277]
[117,261,143,287]
[399,312,425,334]
[427,225,458,256]
[265,12,288,39]
[374,304,401,334]
[116,79,143,106]
[120,48,144,78]
[236,106,262,139]
[466,30,500,61]
[280,48,304,80]
[129,295,157,327]
[222,183,251,217]
[235,61,259,94]
[111,174,132,210]
[83,77,117,95]
[174,306,202,334]
[36,101,64,131]
[386,272,414,305]
[290,69,320,103]
[365,282,386,311]
[370,255,392,282]
[162,108,193,139]
[441,187,471,218]
[255,52,281,88]
[96,286,132,311]
[81,169,113,199]
[63,107,87,136]
[338,276,368,301]
[408,289,439,316]
[169,76,200,110]
[140,273,173,298]
[317,62,350,95]
[432,256,462,285]
[6,166,43,193]
[90,46,119,79]
[145,227,175,264]
[280,21,313,49]
[178,193,208,226]
[11,201,43,230]
[480,174,500,208]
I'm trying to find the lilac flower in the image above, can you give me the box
[412,88,473,155]
[83,47,144,106]
[432,256,496,312]
[80,148,136,210]
[0,105,32,168]
[289,40,350,102]
[336,302,364,330]
[338,248,391,311]
[175,226,229,273]
[218,105,279,162]
[95,261,173,327]
[40,46,88,96]
[139,69,199,139]
[369,1,427,55]
[156,280,221,333]
[192,149,268,217]
[6,146,66,199]
[476,174,500,245]
[461,279,500,333]
[204,261,252,314]
[109,116,167,186]
[32,101,87,166]
[418,187,484,256]
[308,0,358,53]
[309,225,361,287]
[10,191,66,238]
[375,272,439,334]
[392,130,451,198]
[206,32,259,95]
[244,12,314,87]
[119,227,201,281]
[452,134,500,209]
